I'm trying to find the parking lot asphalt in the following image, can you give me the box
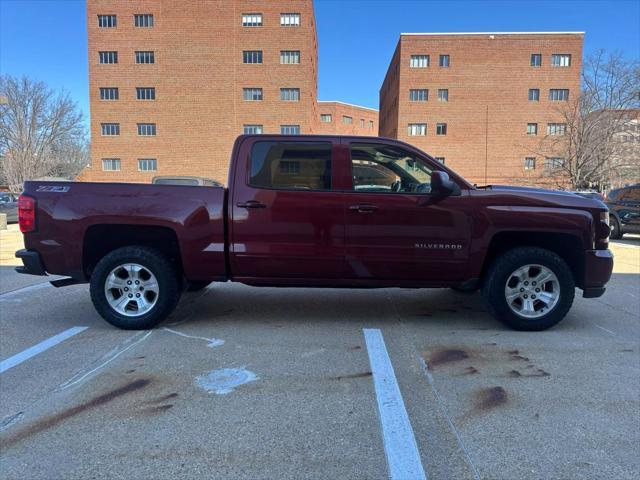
[0,238,638,479]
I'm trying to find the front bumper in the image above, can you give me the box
[582,249,613,298]
[15,249,47,276]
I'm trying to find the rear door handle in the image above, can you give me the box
[236,200,266,209]
[349,204,378,213]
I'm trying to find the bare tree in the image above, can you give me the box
[529,51,640,190]
[0,75,88,192]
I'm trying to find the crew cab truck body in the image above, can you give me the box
[16,135,613,331]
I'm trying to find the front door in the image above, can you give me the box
[230,137,345,280]
[342,140,472,284]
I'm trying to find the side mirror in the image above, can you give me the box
[430,171,461,197]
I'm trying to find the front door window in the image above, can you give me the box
[350,143,434,194]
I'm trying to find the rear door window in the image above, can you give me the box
[249,141,332,191]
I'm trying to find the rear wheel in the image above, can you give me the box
[610,215,623,239]
[90,246,181,329]
[482,247,575,331]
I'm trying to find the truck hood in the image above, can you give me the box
[474,185,607,209]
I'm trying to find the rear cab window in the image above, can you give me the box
[249,141,332,191]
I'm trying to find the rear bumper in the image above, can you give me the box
[15,249,47,276]
[582,249,613,298]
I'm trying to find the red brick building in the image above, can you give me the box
[380,32,583,185]
[83,0,320,184]
[316,101,378,136]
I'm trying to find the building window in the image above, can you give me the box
[101,123,120,136]
[244,124,263,134]
[435,157,445,164]
[136,87,156,100]
[531,54,542,67]
[98,15,117,28]
[320,114,332,123]
[549,89,570,101]
[524,157,536,170]
[360,119,365,128]
[99,51,118,64]
[279,160,300,175]
[527,123,538,135]
[250,141,332,191]
[138,158,157,171]
[242,13,262,27]
[439,55,450,67]
[342,116,353,125]
[545,157,565,169]
[137,123,157,136]
[99,87,119,100]
[280,88,300,101]
[280,50,301,64]
[135,51,155,64]
[436,123,447,135]
[547,123,567,135]
[243,50,263,64]
[369,120,374,129]
[551,54,571,67]
[280,13,300,26]
[408,123,427,136]
[102,158,120,171]
[243,88,263,101]
[280,125,300,135]
[438,89,449,102]
[410,55,429,68]
[134,14,154,28]
[409,89,428,101]
[528,89,540,101]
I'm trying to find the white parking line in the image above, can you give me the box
[363,328,427,480]
[0,326,88,374]
[58,330,152,390]
[0,282,51,300]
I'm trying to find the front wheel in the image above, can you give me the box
[90,246,181,329]
[482,247,575,331]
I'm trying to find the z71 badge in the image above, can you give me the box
[36,185,70,193]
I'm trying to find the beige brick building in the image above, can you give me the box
[380,32,583,185]
[83,0,323,184]
[316,101,378,136]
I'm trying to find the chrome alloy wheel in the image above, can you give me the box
[104,263,159,317]
[504,264,560,319]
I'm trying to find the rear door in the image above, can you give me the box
[229,136,345,280]
[342,140,472,283]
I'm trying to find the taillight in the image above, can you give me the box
[18,195,36,233]
[595,211,609,249]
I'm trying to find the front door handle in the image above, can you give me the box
[349,204,378,213]
[236,200,267,209]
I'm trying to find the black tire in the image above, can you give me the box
[610,215,623,240]
[187,281,211,292]
[482,247,575,331]
[90,246,181,330]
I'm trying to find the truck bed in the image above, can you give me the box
[21,181,228,282]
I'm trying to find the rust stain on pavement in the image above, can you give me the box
[0,378,151,450]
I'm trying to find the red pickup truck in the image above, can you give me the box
[16,135,613,331]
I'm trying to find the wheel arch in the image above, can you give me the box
[481,231,585,288]
[82,224,183,280]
